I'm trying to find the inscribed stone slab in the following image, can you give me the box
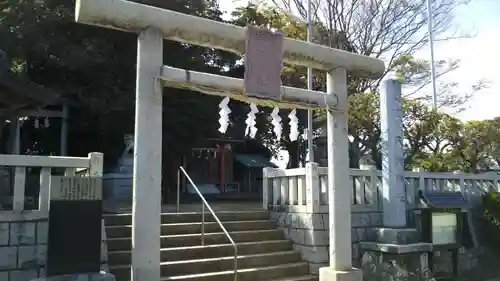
[244,25,284,100]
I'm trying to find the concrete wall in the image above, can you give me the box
[270,207,484,278]
[271,208,383,274]
[0,212,109,281]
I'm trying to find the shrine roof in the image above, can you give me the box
[419,191,470,209]
[0,57,61,119]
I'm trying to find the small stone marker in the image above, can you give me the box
[46,176,103,277]
[244,25,284,100]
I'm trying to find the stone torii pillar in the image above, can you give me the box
[74,1,385,281]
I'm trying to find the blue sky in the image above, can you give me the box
[425,0,500,120]
[220,0,500,121]
[458,0,500,32]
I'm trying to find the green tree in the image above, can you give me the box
[404,108,462,172]
[263,0,491,170]
[346,92,379,167]
[447,120,498,173]
[0,0,252,194]
[230,4,328,167]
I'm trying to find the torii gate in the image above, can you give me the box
[74,1,385,281]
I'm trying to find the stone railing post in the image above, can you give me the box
[306,162,320,213]
[262,167,273,210]
[413,168,426,196]
[492,172,500,193]
[89,152,104,177]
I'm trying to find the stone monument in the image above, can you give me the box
[31,176,115,281]
[103,134,134,210]
[359,76,433,281]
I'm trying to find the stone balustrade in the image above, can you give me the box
[0,153,107,281]
[263,164,500,274]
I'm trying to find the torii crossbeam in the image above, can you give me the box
[74,1,385,281]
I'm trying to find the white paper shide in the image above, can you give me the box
[218,97,231,133]
[288,109,298,141]
[245,103,259,139]
[271,107,282,141]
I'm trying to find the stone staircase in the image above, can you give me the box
[104,210,317,281]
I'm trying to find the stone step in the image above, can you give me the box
[106,220,276,238]
[269,276,317,281]
[110,251,301,279]
[104,211,269,226]
[108,240,294,265]
[103,211,315,281]
[107,229,284,251]
[158,262,310,281]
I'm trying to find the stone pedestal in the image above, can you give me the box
[360,251,431,281]
[319,267,363,281]
[359,228,433,281]
[103,134,134,211]
[374,228,421,245]
[30,271,115,281]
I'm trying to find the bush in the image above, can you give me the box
[483,192,500,229]
[482,192,500,250]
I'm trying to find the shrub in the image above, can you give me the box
[482,192,500,229]
[482,192,500,250]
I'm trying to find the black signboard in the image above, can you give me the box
[46,177,103,276]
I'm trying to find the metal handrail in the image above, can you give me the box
[178,166,238,281]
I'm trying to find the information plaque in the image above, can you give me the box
[244,25,284,100]
[46,176,103,277]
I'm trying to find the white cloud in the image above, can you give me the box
[220,0,247,19]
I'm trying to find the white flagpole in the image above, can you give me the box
[306,0,314,162]
[426,0,438,110]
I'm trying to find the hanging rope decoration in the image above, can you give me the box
[192,148,217,159]
[33,117,50,129]
[245,103,259,139]
[215,25,300,142]
[218,97,231,134]
[216,96,300,142]
[288,109,299,141]
[270,107,282,141]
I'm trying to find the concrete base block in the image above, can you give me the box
[360,251,431,281]
[30,271,115,281]
[319,267,363,281]
[373,228,419,244]
[359,241,433,254]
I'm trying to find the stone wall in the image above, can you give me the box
[271,207,484,278]
[0,212,109,281]
[457,247,480,273]
[263,163,493,278]
[271,208,383,274]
